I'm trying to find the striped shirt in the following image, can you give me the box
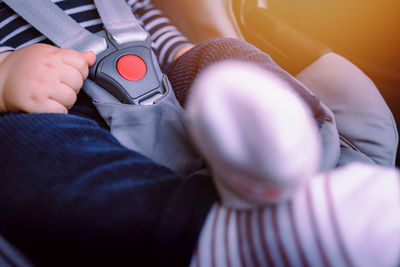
[0,0,192,67]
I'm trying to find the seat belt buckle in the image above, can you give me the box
[89,32,166,105]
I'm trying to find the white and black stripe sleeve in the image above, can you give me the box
[0,0,192,66]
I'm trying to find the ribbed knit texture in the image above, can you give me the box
[166,38,327,126]
[0,111,217,267]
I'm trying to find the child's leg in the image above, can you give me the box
[166,38,397,168]
[191,164,400,267]
[165,38,326,126]
[0,112,217,266]
[179,58,400,265]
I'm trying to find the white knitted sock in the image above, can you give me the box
[185,62,320,208]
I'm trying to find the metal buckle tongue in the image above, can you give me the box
[89,32,166,105]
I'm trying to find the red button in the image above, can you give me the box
[117,55,147,81]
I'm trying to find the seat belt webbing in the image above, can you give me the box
[3,0,203,175]
[93,0,148,44]
[3,0,107,54]
[3,0,148,54]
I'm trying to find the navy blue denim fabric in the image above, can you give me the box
[0,111,217,266]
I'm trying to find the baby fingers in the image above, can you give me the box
[57,48,91,80]
[49,83,78,109]
[21,98,68,114]
[41,99,69,114]
[58,64,85,92]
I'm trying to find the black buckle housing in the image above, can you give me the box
[89,31,166,104]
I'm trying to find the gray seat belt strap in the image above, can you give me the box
[3,0,107,55]
[4,0,203,175]
[3,0,165,104]
[93,0,148,44]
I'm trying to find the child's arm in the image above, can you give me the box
[129,0,193,67]
[0,43,95,114]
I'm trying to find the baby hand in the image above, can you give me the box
[0,43,96,113]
